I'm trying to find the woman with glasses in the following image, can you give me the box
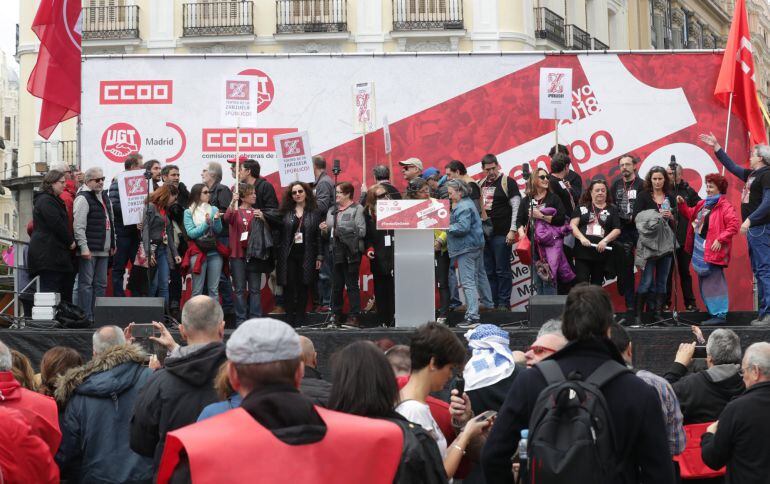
[516,167,569,295]
[364,184,396,326]
[319,182,366,328]
[143,184,181,303]
[271,181,322,326]
[570,179,622,286]
[224,183,273,324]
[183,183,224,300]
[29,170,77,303]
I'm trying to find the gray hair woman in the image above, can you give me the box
[445,179,486,328]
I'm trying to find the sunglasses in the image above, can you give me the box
[292,189,305,195]
[376,193,389,199]
[527,345,557,356]
[537,175,548,180]
[90,177,105,182]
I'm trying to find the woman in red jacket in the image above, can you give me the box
[677,174,740,325]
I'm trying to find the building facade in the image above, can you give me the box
[0,51,19,240]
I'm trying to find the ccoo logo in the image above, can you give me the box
[101,122,141,163]
[237,69,275,113]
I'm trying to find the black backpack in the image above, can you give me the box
[526,359,631,484]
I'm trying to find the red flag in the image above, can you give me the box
[27,0,82,140]
[714,0,768,145]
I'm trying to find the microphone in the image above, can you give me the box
[669,154,677,170]
[521,163,530,181]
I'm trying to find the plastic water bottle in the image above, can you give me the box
[661,198,671,212]
[519,429,529,462]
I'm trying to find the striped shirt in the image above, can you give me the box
[637,369,687,456]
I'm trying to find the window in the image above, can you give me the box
[3,117,9,142]
[4,214,9,230]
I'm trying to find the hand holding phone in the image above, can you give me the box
[130,323,160,339]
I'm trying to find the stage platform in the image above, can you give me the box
[1,311,769,377]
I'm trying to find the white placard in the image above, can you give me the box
[274,131,315,186]
[383,115,392,154]
[221,76,259,127]
[353,82,376,133]
[115,169,149,226]
[539,68,573,120]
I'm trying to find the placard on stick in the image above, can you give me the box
[539,68,573,120]
[116,169,149,226]
[274,131,315,187]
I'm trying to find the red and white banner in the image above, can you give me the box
[377,199,450,230]
[82,53,754,311]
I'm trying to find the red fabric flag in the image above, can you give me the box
[714,0,768,145]
[27,0,82,140]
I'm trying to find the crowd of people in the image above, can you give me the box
[21,133,770,329]
[2,285,769,483]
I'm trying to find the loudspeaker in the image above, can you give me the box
[527,295,567,328]
[94,297,165,328]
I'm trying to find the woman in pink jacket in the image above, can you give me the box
[677,173,740,325]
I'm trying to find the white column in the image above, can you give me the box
[471,0,500,51]
[355,0,384,52]
[146,0,176,52]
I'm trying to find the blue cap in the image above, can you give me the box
[421,167,440,180]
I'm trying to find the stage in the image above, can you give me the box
[1,311,768,377]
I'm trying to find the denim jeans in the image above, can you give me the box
[456,249,485,322]
[484,235,513,308]
[637,255,673,295]
[748,224,770,316]
[112,231,140,297]
[448,258,463,307]
[149,245,170,305]
[230,257,262,324]
[316,255,332,307]
[191,253,223,300]
[78,255,109,320]
[532,252,557,295]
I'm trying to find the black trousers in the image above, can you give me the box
[332,260,361,317]
[372,270,395,326]
[38,270,74,303]
[285,255,309,325]
[666,247,696,307]
[435,251,451,318]
[575,258,604,286]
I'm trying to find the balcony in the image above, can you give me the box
[82,5,139,41]
[182,1,254,37]
[565,24,591,50]
[534,7,565,46]
[276,0,347,34]
[392,0,464,31]
[592,37,609,50]
[59,141,77,168]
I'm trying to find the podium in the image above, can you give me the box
[377,198,450,328]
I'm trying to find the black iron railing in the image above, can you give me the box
[392,0,464,31]
[592,37,609,50]
[276,0,347,33]
[82,5,139,40]
[565,24,591,50]
[182,1,254,37]
[534,7,564,45]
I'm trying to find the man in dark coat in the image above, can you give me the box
[108,155,142,297]
[163,164,189,318]
[481,285,674,484]
[313,156,336,310]
[663,328,745,424]
[298,336,331,406]
[701,342,770,484]
[56,326,153,483]
[130,296,227,468]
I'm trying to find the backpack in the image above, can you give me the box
[526,359,630,484]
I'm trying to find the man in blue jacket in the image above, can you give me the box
[55,326,153,483]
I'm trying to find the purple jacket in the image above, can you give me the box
[534,207,575,284]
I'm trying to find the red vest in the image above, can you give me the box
[157,406,404,484]
[673,422,727,479]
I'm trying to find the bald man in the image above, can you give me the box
[298,336,331,407]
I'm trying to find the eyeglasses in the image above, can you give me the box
[376,193,389,199]
[527,345,557,356]
[292,189,305,195]
[90,177,105,183]
[538,175,548,180]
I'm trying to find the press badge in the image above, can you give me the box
[559,181,567,189]
[628,190,637,199]
[588,222,604,237]
[384,235,392,247]
[294,232,304,244]
[240,231,248,242]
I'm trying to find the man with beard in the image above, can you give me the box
[163,164,189,319]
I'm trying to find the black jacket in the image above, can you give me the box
[55,344,153,484]
[130,342,227,467]
[663,362,745,424]
[671,181,701,244]
[467,365,524,414]
[701,381,770,484]
[272,209,323,286]
[515,191,567,229]
[315,171,335,215]
[253,177,279,211]
[29,191,74,274]
[364,211,394,276]
[299,366,332,407]
[481,338,673,484]
[386,412,448,484]
[208,181,233,213]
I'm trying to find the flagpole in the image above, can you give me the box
[722,93,733,176]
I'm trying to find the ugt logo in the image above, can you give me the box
[124,175,148,197]
[226,80,250,100]
[101,122,141,163]
[281,137,304,157]
[547,72,565,94]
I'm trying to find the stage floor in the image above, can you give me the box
[2,310,769,377]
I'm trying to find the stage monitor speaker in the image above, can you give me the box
[94,297,165,328]
[528,295,567,328]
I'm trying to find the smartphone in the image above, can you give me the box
[131,324,158,339]
[474,410,497,422]
[694,346,707,359]
[453,376,465,396]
